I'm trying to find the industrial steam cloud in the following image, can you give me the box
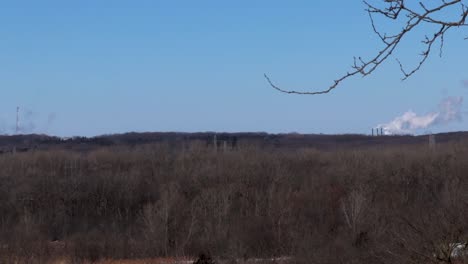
[377,96,464,135]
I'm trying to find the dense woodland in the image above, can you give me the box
[0,135,467,263]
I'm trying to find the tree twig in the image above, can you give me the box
[266,0,468,95]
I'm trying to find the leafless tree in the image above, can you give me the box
[341,188,367,236]
[265,0,468,95]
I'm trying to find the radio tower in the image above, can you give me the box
[16,106,20,134]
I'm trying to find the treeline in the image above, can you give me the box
[4,131,468,154]
[0,141,467,263]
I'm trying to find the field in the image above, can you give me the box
[0,133,467,263]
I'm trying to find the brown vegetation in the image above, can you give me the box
[0,140,467,263]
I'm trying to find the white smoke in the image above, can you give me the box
[0,116,6,134]
[378,96,463,135]
[437,96,463,123]
[462,80,468,88]
[17,109,37,133]
[42,112,57,133]
[0,109,56,135]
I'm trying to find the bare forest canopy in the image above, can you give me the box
[0,139,467,263]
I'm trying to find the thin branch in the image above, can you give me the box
[266,0,468,95]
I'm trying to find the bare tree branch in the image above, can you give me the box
[266,0,468,95]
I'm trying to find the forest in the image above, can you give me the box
[0,134,467,263]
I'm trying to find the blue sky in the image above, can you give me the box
[0,1,467,137]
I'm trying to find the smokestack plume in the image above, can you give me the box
[0,108,55,135]
[462,80,468,88]
[378,96,463,135]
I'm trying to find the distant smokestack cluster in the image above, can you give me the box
[371,127,384,136]
[377,96,463,135]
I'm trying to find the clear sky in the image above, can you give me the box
[1,1,467,137]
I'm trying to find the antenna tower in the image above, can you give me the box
[16,106,20,134]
